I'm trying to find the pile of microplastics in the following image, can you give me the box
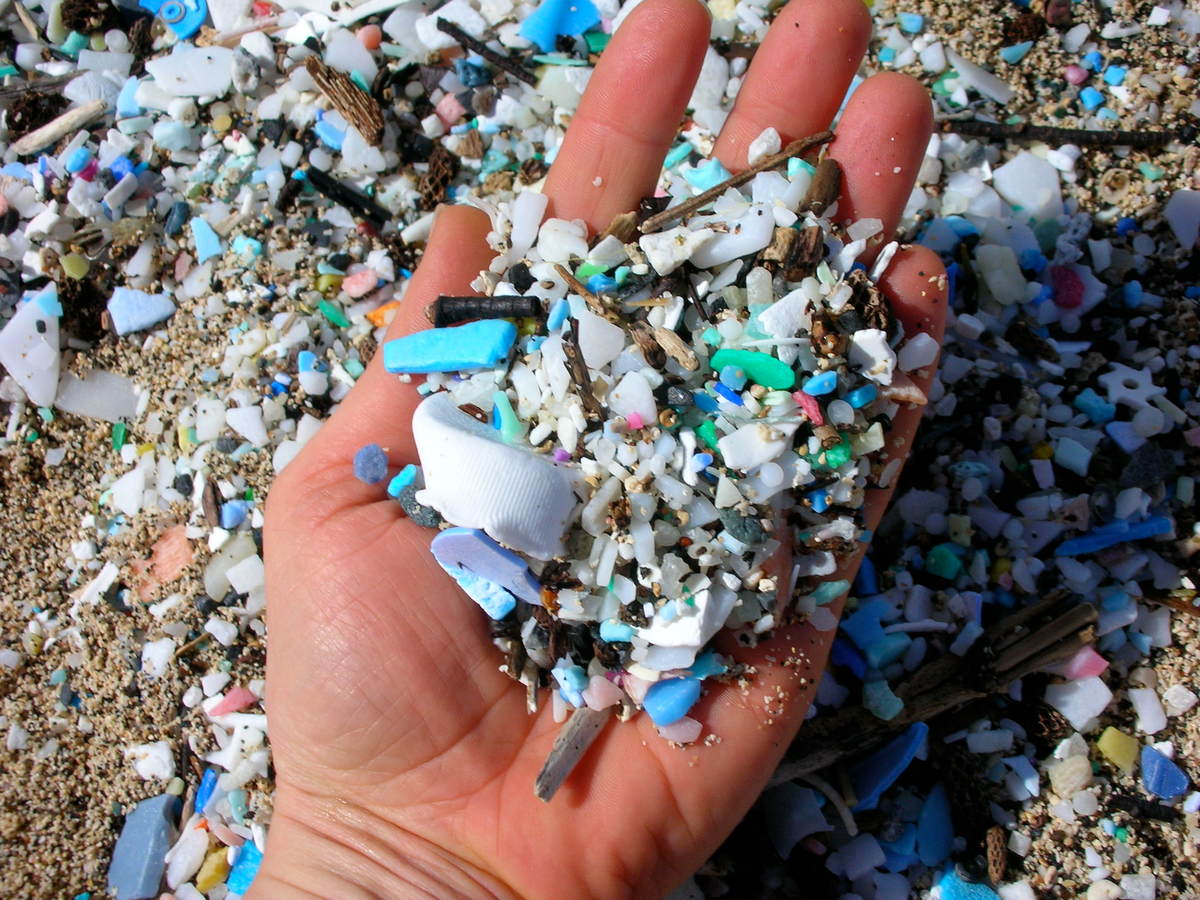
[358,140,939,743]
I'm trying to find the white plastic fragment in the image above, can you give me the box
[145,46,235,97]
[1044,677,1113,732]
[1164,190,1200,249]
[0,294,60,407]
[140,638,176,678]
[125,741,176,780]
[639,226,714,276]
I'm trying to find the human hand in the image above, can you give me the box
[253,0,946,896]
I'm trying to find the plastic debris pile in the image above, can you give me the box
[0,0,1197,896]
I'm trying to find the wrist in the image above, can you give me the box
[247,789,520,900]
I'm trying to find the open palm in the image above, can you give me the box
[253,0,947,896]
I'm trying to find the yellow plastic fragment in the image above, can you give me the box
[195,846,230,892]
[212,114,233,134]
[61,253,89,279]
[1097,726,1139,774]
[365,299,402,328]
[1032,442,1055,459]
[177,424,196,453]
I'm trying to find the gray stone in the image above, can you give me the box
[107,794,179,900]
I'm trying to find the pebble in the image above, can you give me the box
[353,443,389,484]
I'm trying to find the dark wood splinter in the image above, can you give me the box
[563,318,601,418]
[426,294,542,327]
[436,18,538,87]
[941,118,1194,149]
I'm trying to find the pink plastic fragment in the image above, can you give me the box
[208,685,259,717]
[656,716,702,743]
[627,412,644,430]
[342,268,379,298]
[1051,265,1084,309]
[435,93,468,127]
[208,819,246,847]
[175,253,192,282]
[621,673,652,705]
[1064,64,1088,85]
[583,674,625,710]
[131,524,194,600]
[1056,645,1109,680]
[794,390,824,426]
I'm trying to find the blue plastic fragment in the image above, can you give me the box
[33,285,63,317]
[1000,41,1033,64]
[1141,745,1189,800]
[1055,516,1173,556]
[586,273,618,294]
[712,382,743,405]
[314,116,346,151]
[65,147,93,173]
[430,527,542,605]
[1116,216,1138,236]
[140,0,208,39]
[831,638,867,678]
[220,500,249,530]
[1073,387,1116,424]
[803,370,838,395]
[455,58,491,87]
[916,783,954,866]
[164,200,189,237]
[1103,64,1128,85]
[854,555,879,596]
[688,650,727,680]
[1082,50,1104,70]
[108,287,176,336]
[936,866,1001,900]
[841,597,891,651]
[226,840,264,894]
[519,0,600,52]
[353,443,388,484]
[107,794,180,900]
[845,383,877,408]
[190,217,222,263]
[387,464,419,499]
[1080,86,1105,110]
[683,159,733,192]
[879,824,919,872]
[693,391,719,413]
[807,487,829,513]
[383,319,517,373]
[547,297,570,331]
[643,676,702,726]
[444,568,517,619]
[897,12,924,33]
[195,768,218,812]
[851,722,929,812]
[878,46,896,63]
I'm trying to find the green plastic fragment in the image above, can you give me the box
[59,31,88,57]
[349,71,372,93]
[344,359,365,379]
[931,69,959,95]
[1138,162,1164,182]
[37,406,54,422]
[710,348,796,389]
[0,65,20,78]
[696,420,720,452]
[492,391,523,444]
[806,435,853,471]
[318,300,350,328]
[575,262,605,279]
[583,30,611,53]
[112,422,127,451]
[244,488,254,501]
[613,265,631,286]
[925,543,965,580]
[810,579,849,605]
[26,430,38,442]
[701,327,722,347]
[664,142,693,169]
[1115,826,1129,842]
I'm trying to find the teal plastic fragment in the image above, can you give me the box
[492,390,523,443]
[383,320,517,373]
[664,143,693,169]
[683,158,732,192]
[387,464,419,498]
[863,679,904,721]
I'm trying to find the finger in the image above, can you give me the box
[828,72,933,256]
[290,205,494,490]
[712,0,870,172]
[542,0,710,233]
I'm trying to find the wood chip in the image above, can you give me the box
[304,56,385,146]
[653,326,699,371]
[600,210,639,243]
[10,99,106,157]
[802,158,841,216]
[534,706,612,802]
[986,825,1007,885]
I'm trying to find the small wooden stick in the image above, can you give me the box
[534,706,612,802]
[940,118,1194,149]
[10,99,107,157]
[436,17,538,87]
[639,131,834,234]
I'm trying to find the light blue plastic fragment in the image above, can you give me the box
[898,12,925,33]
[863,679,904,721]
[547,297,570,332]
[999,41,1033,64]
[430,527,541,604]
[232,235,263,257]
[643,676,702,726]
[106,794,179,900]
[936,866,1000,900]
[383,319,517,373]
[226,841,264,894]
[1103,64,1127,85]
[314,118,346,151]
[65,147,93,173]
[445,567,517,619]
[802,370,838,395]
[117,77,142,118]
[845,384,877,408]
[34,285,63,317]
[599,619,634,642]
[683,158,732,192]
[519,0,600,52]
[787,158,815,179]
[850,722,929,812]
[1080,86,1105,110]
[664,142,692,169]
[190,218,222,263]
[841,597,891,650]
[108,287,176,335]
[688,650,727,680]
[387,464,419,498]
